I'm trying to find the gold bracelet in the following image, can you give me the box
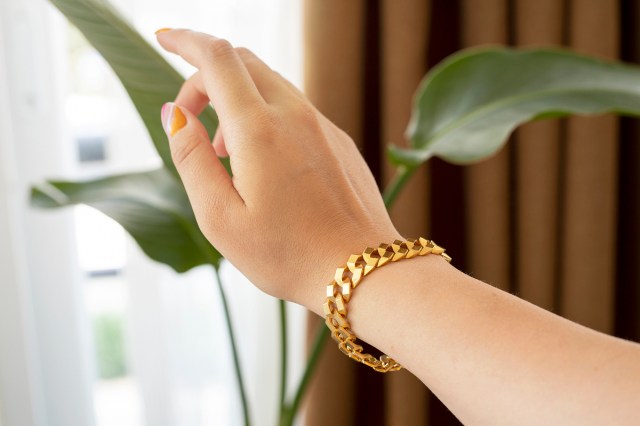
[323,237,452,373]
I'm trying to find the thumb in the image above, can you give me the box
[161,102,243,232]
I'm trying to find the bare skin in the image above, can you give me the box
[156,29,640,425]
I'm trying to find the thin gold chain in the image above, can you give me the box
[323,237,452,373]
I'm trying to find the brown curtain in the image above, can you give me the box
[302,0,640,424]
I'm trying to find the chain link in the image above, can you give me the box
[323,237,452,373]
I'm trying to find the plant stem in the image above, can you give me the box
[281,323,330,426]
[283,162,417,424]
[278,299,288,424]
[382,165,417,208]
[213,265,251,426]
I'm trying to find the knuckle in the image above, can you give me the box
[204,38,234,60]
[170,134,202,170]
[292,102,319,123]
[235,47,265,71]
[289,102,324,133]
[234,46,254,60]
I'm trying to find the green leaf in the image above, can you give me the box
[31,168,222,272]
[50,0,220,175]
[390,48,640,166]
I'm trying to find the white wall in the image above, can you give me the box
[0,32,43,425]
[0,4,45,424]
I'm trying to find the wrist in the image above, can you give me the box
[296,230,405,315]
[319,237,451,372]
[346,252,447,332]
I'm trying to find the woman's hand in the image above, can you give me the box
[156,29,401,312]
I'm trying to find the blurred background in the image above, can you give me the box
[1,0,639,426]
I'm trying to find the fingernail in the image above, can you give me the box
[155,27,172,35]
[161,103,187,137]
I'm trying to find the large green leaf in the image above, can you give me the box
[389,48,640,166]
[50,0,221,175]
[31,168,222,272]
[37,0,233,272]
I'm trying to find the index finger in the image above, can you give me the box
[156,29,265,123]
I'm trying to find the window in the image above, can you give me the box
[0,1,305,425]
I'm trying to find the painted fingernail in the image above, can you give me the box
[155,27,172,35]
[161,103,187,137]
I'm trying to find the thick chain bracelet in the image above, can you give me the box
[323,237,452,373]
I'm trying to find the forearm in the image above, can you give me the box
[309,253,640,425]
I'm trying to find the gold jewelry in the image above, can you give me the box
[323,237,452,373]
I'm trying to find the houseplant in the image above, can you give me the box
[31,0,640,424]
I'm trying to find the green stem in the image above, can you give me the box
[382,165,417,208]
[283,162,417,424]
[213,266,251,426]
[281,323,330,426]
[278,299,288,424]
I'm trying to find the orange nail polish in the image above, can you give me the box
[161,103,187,137]
[155,27,172,35]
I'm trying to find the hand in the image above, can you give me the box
[156,29,401,312]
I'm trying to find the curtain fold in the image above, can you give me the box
[303,0,639,424]
[513,0,564,311]
[560,0,620,333]
[462,0,512,294]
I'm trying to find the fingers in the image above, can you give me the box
[161,102,244,234]
[158,29,311,164]
[175,71,210,115]
[174,73,230,157]
[171,49,300,116]
[156,29,264,123]
[234,47,303,103]
[174,73,228,158]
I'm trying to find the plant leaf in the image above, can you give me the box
[31,168,222,272]
[49,0,221,175]
[389,48,640,166]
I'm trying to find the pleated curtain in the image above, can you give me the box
[302,0,640,424]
